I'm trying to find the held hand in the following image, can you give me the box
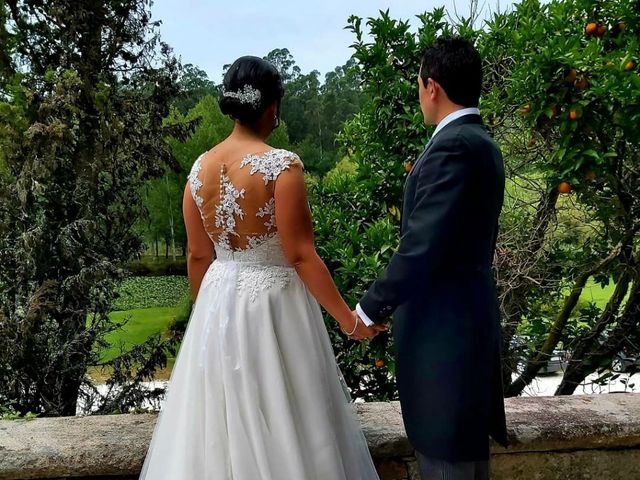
[348,311,388,341]
[350,322,378,341]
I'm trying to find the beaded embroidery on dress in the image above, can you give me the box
[140,148,380,480]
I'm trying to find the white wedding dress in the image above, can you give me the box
[139,148,379,480]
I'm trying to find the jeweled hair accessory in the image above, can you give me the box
[222,85,261,107]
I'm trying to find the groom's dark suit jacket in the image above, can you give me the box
[360,114,509,462]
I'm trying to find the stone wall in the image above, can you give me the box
[1,394,639,480]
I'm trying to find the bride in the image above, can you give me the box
[139,56,384,479]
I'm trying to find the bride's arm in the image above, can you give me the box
[275,164,375,338]
[183,184,214,299]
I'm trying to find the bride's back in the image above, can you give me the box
[188,144,302,254]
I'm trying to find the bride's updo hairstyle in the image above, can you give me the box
[219,56,284,125]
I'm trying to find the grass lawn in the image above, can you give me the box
[89,306,181,381]
[99,306,180,363]
[88,275,191,381]
[580,278,617,308]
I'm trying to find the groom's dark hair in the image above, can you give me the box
[420,37,482,108]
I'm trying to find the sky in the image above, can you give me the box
[150,0,516,83]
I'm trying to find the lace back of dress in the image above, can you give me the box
[188,148,303,263]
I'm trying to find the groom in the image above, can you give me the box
[354,38,509,479]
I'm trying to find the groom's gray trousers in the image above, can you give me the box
[416,451,490,480]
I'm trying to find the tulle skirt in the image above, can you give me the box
[139,260,379,480]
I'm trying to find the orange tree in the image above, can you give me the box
[479,0,640,395]
[311,0,640,400]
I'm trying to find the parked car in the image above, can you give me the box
[599,331,640,374]
[612,351,640,373]
[538,350,568,374]
[510,335,569,374]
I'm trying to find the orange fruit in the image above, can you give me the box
[625,61,636,71]
[558,182,572,194]
[520,105,531,114]
[585,22,598,35]
[565,69,577,83]
[597,25,608,36]
[618,21,626,31]
[569,110,580,120]
[375,359,385,368]
[575,78,589,90]
[404,162,413,173]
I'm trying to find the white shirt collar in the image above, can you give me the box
[430,107,480,142]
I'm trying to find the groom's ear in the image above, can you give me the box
[422,78,435,100]
[429,78,445,101]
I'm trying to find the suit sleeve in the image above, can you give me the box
[359,138,474,323]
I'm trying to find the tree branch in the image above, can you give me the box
[506,238,629,397]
